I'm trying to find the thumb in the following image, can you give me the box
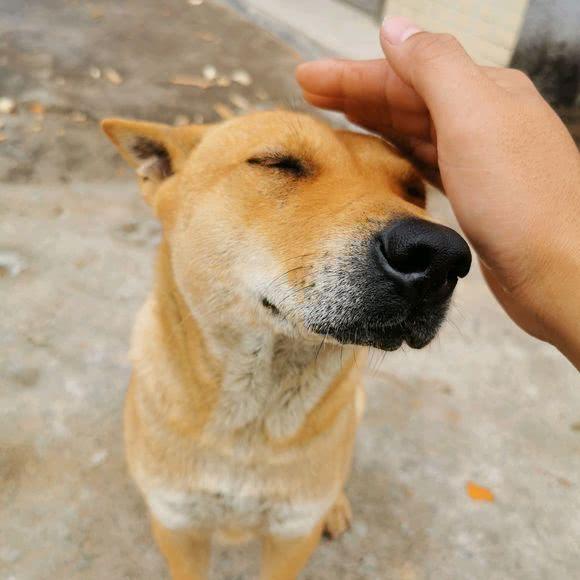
[380,17,488,122]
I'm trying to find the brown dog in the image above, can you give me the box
[102,111,471,580]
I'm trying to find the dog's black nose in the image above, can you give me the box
[377,218,472,303]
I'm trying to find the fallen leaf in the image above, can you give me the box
[88,5,104,19]
[198,32,218,43]
[213,103,234,120]
[29,102,45,116]
[232,69,252,86]
[466,481,494,502]
[104,67,123,85]
[171,74,211,89]
[70,111,88,123]
[0,97,16,114]
[215,76,231,87]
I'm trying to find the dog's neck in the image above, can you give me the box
[155,242,348,440]
[202,323,343,439]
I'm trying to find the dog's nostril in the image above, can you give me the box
[450,252,472,280]
[387,243,432,275]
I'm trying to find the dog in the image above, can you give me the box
[102,110,471,580]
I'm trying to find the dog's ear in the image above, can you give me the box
[101,118,207,204]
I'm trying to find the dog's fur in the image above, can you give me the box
[102,111,438,579]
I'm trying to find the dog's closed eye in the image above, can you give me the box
[247,153,309,177]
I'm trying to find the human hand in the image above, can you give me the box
[296,17,580,367]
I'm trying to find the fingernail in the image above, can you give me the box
[382,16,422,45]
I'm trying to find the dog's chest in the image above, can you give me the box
[147,470,335,539]
[138,330,347,538]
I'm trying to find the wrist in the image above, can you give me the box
[527,227,580,368]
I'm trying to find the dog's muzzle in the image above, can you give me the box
[304,218,472,351]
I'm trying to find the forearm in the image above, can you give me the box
[540,248,580,370]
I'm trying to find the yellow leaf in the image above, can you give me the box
[171,75,211,89]
[466,481,494,502]
[213,103,235,120]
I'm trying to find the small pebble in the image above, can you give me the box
[89,66,101,79]
[202,65,217,81]
[0,250,27,277]
[0,97,16,114]
[90,450,109,466]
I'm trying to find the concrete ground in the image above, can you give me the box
[0,1,579,579]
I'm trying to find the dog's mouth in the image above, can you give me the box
[308,313,446,351]
[261,297,281,316]
[307,304,449,351]
[260,294,448,351]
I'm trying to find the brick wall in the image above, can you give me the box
[382,0,530,66]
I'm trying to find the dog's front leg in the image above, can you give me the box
[259,521,324,580]
[151,515,211,580]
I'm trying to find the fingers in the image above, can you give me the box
[347,108,438,168]
[380,17,491,122]
[481,67,538,96]
[296,58,426,113]
[303,92,432,140]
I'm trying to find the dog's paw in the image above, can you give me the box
[323,492,352,540]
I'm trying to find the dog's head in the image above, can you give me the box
[103,111,470,351]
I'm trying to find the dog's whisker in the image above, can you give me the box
[265,265,308,293]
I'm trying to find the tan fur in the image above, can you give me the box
[102,111,428,579]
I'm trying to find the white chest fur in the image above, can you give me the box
[147,481,336,539]
[133,302,352,539]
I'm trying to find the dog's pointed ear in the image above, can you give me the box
[101,118,207,204]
